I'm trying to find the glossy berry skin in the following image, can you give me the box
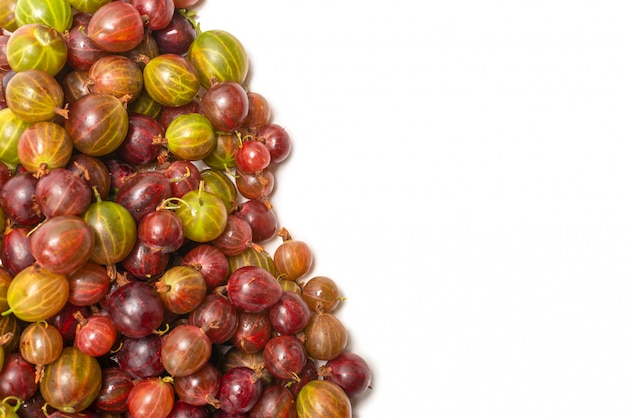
[83,198,137,265]
[133,0,175,30]
[6,23,68,75]
[200,81,249,133]
[227,265,283,313]
[257,123,292,164]
[115,170,172,223]
[269,290,311,335]
[118,113,165,166]
[14,0,73,32]
[188,30,249,87]
[157,265,206,315]
[126,377,175,418]
[35,168,92,218]
[28,215,94,275]
[303,312,348,361]
[230,311,272,354]
[143,54,201,107]
[17,121,74,174]
[235,198,278,243]
[74,314,118,357]
[172,361,221,407]
[296,380,352,418]
[116,334,165,380]
[108,281,164,339]
[274,238,313,281]
[0,353,38,401]
[187,293,239,345]
[87,54,144,101]
[138,209,185,253]
[262,335,308,380]
[39,347,103,414]
[319,351,372,398]
[249,384,297,418]
[6,264,69,323]
[235,140,271,174]
[5,69,64,122]
[153,11,197,55]
[66,261,110,307]
[181,243,229,290]
[165,113,216,161]
[161,324,212,377]
[94,367,134,414]
[87,2,145,53]
[66,93,129,157]
[217,366,263,414]
[0,172,42,226]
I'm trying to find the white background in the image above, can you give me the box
[196,1,626,417]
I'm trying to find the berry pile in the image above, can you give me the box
[0,0,372,416]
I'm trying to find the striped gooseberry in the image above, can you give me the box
[187,293,239,345]
[65,23,110,72]
[17,121,73,174]
[66,261,110,307]
[156,265,207,315]
[66,93,129,157]
[188,29,249,87]
[0,352,38,401]
[82,198,137,266]
[200,80,249,133]
[175,188,228,242]
[262,334,308,381]
[217,366,263,414]
[87,1,145,53]
[0,108,30,165]
[200,168,238,213]
[14,0,73,32]
[133,0,175,31]
[74,312,117,357]
[161,324,212,377]
[226,265,283,313]
[108,280,164,339]
[4,69,66,122]
[39,347,102,414]
[181,243,230,290]
[172,362,221,408]
[228,246,277,276]
[273,228,314,281]
[126,377,175,418]
[138,207,185,253]
[231,311,273,354]
[303,312,348,361]
[202,131,239,169]
[295,380,352,418]
[144,54,201,107]
[6,23,67,75]
[94,367,134,414]
[301,275,342,313]
[249,384,297,417]
[4,264,69,323]
[165,113,216,161]
[0,1,18,32]
[28,215,94,275]
[318,351,373,398]
[18,321,64,367]
[87,54,144,102]
[35,167,92,218]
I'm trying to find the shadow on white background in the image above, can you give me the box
[197,1,626,416]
